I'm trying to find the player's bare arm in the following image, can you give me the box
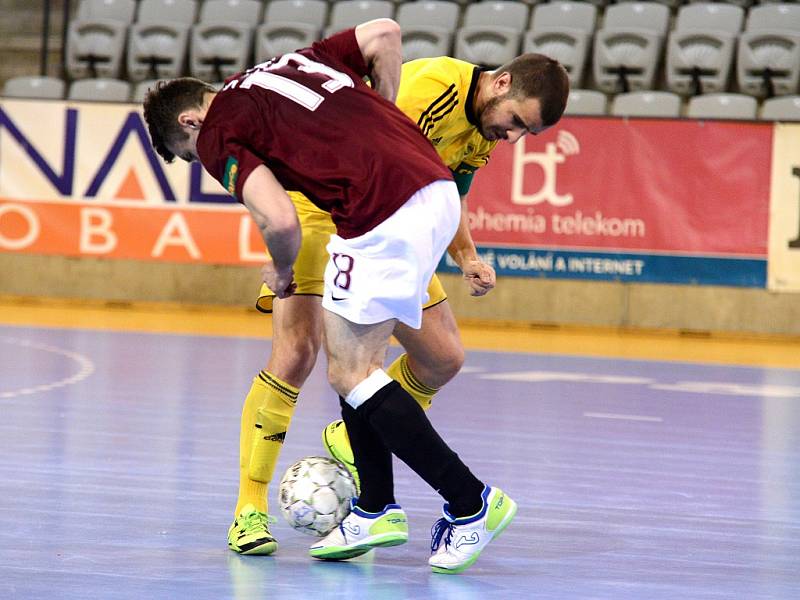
[447,195,496,297]
[354,18,402,102]
[242,165,302,299]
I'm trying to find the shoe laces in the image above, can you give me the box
[240,511,276,534]
[430,517,454,553]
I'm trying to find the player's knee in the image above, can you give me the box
[408,345,463,388]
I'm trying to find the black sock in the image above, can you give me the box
[339,396,395,512]
[356,381,485,517]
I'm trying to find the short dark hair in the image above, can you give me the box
[494,54,570,127]
[142,78,216,163]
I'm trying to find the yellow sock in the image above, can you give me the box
[235,370,298,516]
[386,353,439,410]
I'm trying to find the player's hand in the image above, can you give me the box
[262,260,297,299]
[462,260,495,297]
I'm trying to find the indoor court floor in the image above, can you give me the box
[0,298,798,599]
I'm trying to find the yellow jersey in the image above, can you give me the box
[397,57,497,189]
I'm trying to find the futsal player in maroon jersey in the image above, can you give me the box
[143,19,517,573]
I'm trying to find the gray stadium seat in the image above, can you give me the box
[569,0,607,7]
[524,2,597,88]
[132,79,161,102]
[190,0,263,82]
[324,1,396,37]
[689,0,753,10]
[68,78,131,102]
[127,0,197,82]
[611,91,681,118]
[2,76,65,100]
[687,93,758,119]
[564,88,607,115]
[618,0,682,8]
[455,1,529,68]
[264,0,328,29]
[396,1,460,62]
[66,0,137,79]
[737,4,800,98]
[760,95,800,120]
[666,3,744,96]
[593,2,670,94]
[256,0,329,63]
[75,0,137,21]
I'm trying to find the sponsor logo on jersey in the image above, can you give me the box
[223,156,239,196]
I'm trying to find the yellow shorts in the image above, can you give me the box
[256,192,448,313]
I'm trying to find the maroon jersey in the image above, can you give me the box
[197,28,452,239]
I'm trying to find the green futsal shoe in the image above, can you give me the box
[227,504,278,555]
[322,419,360,492]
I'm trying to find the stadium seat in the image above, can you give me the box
[592,2,670,94]
[255,0,328,64]
[618,0,682,9]
[666,3,744,96]
[66,0,137,79]
[396,1,460,62]
[132,78,160,102]
[324,1,396,37]
[760,95,800,120]
[610,91,681,118]
[127,0,197,82]
[68,78,131,102]
[2,76,65,100]
[455,1,529,68]
[564,88,607,115]
[688,0,753,10]
[737,4,800,98]
[190,0,263,82]
[569,0,607,7]
[524,1,597,88]
[687,93,758,119]
[75,0,137,21]
[264,0,328,29]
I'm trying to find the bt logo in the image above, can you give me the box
[511,130,579,207]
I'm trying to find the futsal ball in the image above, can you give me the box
[278,456,357,537]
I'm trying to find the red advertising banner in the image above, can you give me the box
[467,117,772,256]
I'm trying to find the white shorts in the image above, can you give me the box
[321,179,460,329]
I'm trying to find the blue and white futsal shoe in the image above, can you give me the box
[309,500,408,560]
[429,486,517,574]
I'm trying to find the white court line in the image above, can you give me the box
[583,412,663,422]
[0,337,95,399]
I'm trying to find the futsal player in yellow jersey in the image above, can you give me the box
[229,52,569,554]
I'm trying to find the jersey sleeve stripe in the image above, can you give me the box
[421,100,459,136]
[416,84,457,128]
[419,91,458,136]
